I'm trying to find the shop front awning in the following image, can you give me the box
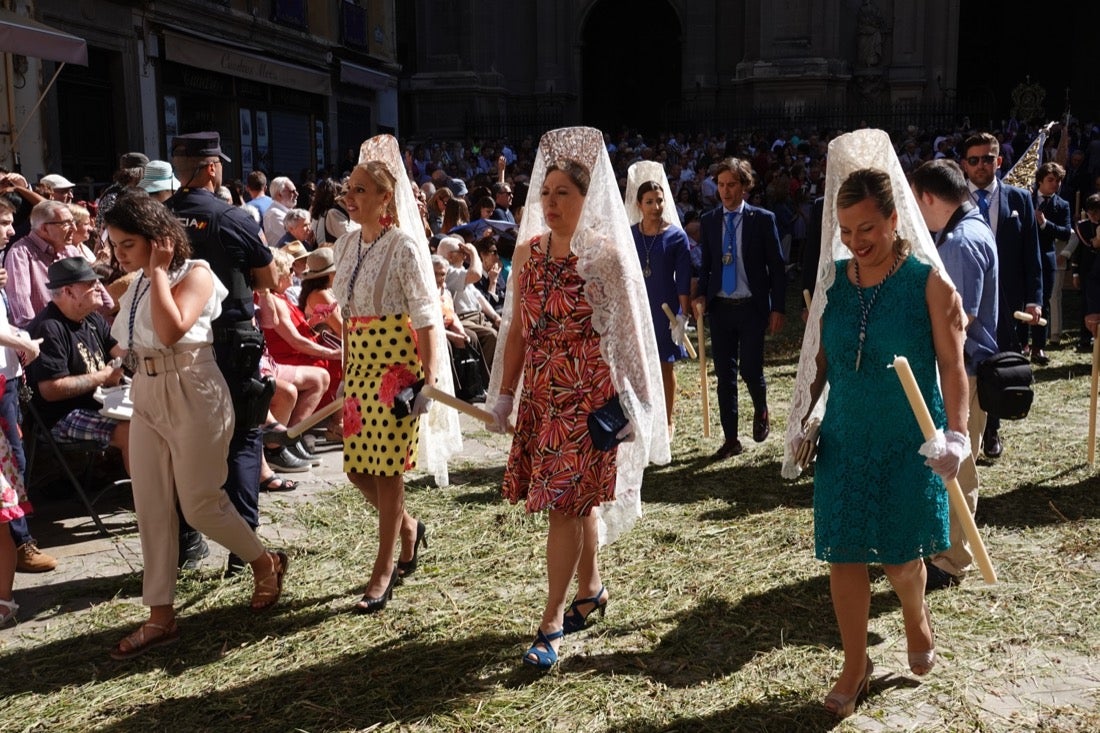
[0,8,88,65]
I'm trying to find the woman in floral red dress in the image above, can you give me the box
[488,127,670,669]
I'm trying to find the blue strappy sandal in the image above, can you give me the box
[523,628,564,669]
[562,586,608,634]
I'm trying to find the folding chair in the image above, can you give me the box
[21,395,113,537]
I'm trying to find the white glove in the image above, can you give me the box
[919,429,970,481]
[487,395,514,433]
[411,391,433,417]
[616,420,635,443]
[670,313,688,345]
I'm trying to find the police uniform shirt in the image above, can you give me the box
[166,188,272,324]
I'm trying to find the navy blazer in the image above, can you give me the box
[991,182,1042,309]
[697,203,787,317]
[1034,191,1072,253]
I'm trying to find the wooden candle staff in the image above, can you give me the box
[422,384,513,433]
[661,303,697,358]
[891,356,997,585]
[1088,315,1100,467]
[1012,310,1048,327]
[694,302,710,438]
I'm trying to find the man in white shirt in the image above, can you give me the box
[262,177,298,245]
[438,236,501,368]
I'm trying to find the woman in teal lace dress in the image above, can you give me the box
[793,167,968,718]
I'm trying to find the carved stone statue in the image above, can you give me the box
[856,0,885,68]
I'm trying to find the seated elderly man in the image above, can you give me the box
[25,258,129,473]
[274,208,313,249]
[262,176,298,245]
[437,235,501,368]
[4,200,114,328]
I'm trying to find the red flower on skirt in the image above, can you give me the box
[346,315,380,334]
[378,364,418,408]
[343,396,364,439]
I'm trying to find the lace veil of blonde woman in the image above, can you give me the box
[782,129,951,479]
[488,126,670,544]
[350,134,463,486]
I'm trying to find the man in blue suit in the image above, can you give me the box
[1029,162,1073,362]
[961,132,1043,458]
[694,158,786,459]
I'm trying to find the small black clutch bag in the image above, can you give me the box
[587,394,628,451]
[392,379,426,419]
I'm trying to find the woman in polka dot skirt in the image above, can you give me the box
[333,136,460,614]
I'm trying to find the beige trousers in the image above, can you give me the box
[929,374,982,577]
[129,346,265,606]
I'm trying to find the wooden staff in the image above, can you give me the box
[803,289,812,310]
[661,303,697,358]
[1089,316,1100,467]
[1013,310,1048,327]
[892,356,997,585]
[694,302,710,438]
[268,398,343,444]
[423,384,513,433]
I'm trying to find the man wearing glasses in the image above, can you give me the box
[491,182,516,224]
[3,200,114,328]
[262,176,298,246]
[960,132,1042,459]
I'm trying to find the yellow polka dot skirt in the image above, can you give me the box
[342,314,422,476]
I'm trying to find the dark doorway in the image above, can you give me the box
[57,47,118,191]
[581,0,682,136]
[956,1,1100,123]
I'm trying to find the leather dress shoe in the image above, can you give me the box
[983,429,1003,458]
[1030,350,1050,366]
[752,410,770,443]
[924,560,960,592]
[264,446,310,473]
[178,530,210,570]
[712,439,744,460]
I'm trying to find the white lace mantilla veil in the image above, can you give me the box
[624,160,682,228]
[488,126,671,545]
[781,128,951,480]
[358,134,463,487]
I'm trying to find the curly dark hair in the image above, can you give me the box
[102,190,191,272]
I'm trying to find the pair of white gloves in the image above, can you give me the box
[787,424,969,481]
[486,394,634,442]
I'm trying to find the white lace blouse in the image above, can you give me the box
[332,227,436,328]
[110,260,228,350]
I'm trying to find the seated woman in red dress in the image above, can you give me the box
[256,248,342,405]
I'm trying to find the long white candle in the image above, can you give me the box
[891,356,997,585]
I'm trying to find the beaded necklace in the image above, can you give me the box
[123,274,153,372]
[535,232,571,330]
[853,253,902,371]
[345,226,392,309]
[639,222,661,278]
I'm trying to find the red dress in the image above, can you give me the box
[260,291,342,403]
[502,240,617,516]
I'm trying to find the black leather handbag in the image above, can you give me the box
[587,394,629,451]
[975,352,1033,420]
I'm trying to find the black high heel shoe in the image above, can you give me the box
[354,567,399,615]
[562,586,608,634]
[397,521,428,578]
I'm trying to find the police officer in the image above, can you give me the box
[165,132,278,572]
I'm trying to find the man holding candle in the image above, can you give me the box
[911,159,1000,591]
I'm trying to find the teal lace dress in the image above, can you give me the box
[814,257,950,564]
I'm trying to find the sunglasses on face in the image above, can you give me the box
[965,154,997,166]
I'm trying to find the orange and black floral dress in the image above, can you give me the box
[502,239,617,516]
